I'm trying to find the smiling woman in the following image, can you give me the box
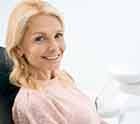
[17,14,65,81]
[5,0,102,124]
[6,0,67,89]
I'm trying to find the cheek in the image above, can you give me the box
[24,47,42,63]
[60,42,65,52]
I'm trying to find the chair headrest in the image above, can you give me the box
[0,47,17,96]
[0,47,13,74]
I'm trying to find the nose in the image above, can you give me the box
[48,39,59,52]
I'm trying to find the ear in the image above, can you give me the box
[14,46,24,57]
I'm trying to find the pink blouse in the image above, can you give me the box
[12,80,101,124]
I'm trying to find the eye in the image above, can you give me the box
[55,33,63,39]
[34,35,46,43]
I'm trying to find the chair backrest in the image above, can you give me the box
[0,46,19,124]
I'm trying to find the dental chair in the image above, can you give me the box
[0,46,19,124]
[95,65,140,124]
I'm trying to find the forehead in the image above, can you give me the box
[27,14,63,34]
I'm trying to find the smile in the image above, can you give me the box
[47,55,59,60]
[42,54,61,61]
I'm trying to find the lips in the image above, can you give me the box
[41,54,61,60]
[46,55,59,60]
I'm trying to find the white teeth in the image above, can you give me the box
[46,55,59,60]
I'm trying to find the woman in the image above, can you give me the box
[5,0,101,123]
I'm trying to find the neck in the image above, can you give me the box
[29,66,59,81]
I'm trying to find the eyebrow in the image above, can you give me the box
[32,30,64,35]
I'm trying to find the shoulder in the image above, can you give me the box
[12,88,58,124]
[12,88,32,123]
[59,70,77,87]
[12,87,69,124]
[62,70,75,82]
[12,87,57,112]
[12,87,41,112]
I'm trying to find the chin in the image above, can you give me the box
[45,63,61,71]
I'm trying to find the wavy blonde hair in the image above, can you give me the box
[6,0,74,89]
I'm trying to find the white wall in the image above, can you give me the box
[1,0,140,99]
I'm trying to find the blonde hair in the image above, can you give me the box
[6,0,73,89]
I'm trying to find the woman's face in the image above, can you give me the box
[19,14,65,72]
